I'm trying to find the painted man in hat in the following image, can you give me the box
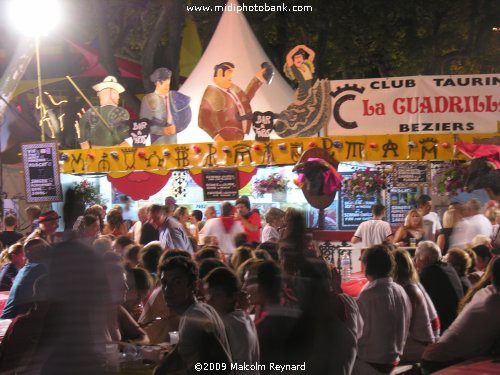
[140,68,192,145]
[26,210,60,244]
[198,62,272,141]
[78,76,130,148]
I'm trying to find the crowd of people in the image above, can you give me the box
[0,193,497,374]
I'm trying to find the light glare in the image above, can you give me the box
[8,0,61,36]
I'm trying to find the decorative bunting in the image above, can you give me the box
[59,133,494,174]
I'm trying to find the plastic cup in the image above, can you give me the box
[168,331,179,345]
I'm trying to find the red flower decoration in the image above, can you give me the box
[369,142,378,149]
[87,152,95,159]
[441,142,450,149]
[308,142,318,149]
[137,150,146,158]
[192,145,202,154]
[252,144,262,152]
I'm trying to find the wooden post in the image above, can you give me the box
[318,208,325,230]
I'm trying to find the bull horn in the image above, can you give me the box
[292,162,307,172]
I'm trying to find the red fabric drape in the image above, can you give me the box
[66,39,142,79]
[455,142,500,169]
[107,171,171,200]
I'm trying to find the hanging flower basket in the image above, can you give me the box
[432,161,468,196]
[342,168,386,201]
[73,179,102,207]
[252,173,288,197]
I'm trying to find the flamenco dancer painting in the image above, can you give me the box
[274,45,331,138]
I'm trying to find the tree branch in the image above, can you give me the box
[141,0,170,92]
[91,0,140,113]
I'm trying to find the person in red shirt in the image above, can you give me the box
[235,197,261,244]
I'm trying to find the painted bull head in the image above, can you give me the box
[293,161,329,196]
[465,157,500,200]
[293,149,342,209]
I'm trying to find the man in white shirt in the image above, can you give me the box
[450,198,493,248]
[417,195,442,242]
[351,204,393,248]
[422,256,500,372]
[199,202,244,255]
[352,245,412,375]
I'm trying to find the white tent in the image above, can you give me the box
[178,0,294,143]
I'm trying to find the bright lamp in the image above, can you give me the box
[8,0,61,36]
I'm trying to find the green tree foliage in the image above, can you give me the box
[188,0,498,80]
[58,0,500,92]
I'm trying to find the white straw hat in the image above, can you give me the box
[92,76,126,93]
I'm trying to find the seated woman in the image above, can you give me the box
[446,248,473,294]
[0,243,26,291]
[261,208,285,243]
[123,244,142,270]
[1,239,49,319]
[106,261,149,345]
[103,209,128,238]
[437,207,460,256]
[393,249,437,362]
[124,267,154,321]
[393,209,424,246]
[76,214,101,244]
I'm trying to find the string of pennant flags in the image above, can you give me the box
[58,133,495,174]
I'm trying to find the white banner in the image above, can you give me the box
[328,73,499,135]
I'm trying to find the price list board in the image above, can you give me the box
[387,187,419,224]
[202,168,239,201]
[22,142,63,203]
[394,162,430,186]
[339,171,378,230]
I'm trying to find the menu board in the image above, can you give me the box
[202,168,239,201]
[394,162,430,186]
[387,187,419,224]
[22,142,63,203]
[338,172,378,230]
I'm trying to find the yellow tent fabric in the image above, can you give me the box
[179,14,202,78]
[13,77,67,98]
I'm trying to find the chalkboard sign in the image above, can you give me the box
[387,187,419,224]
[202,168,239,201]
[394,162,429,186]
[338,172,379,230]
[22,142,63,203]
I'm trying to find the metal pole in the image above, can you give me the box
[35,35,45,142]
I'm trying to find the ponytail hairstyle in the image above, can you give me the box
[1,243,23,264]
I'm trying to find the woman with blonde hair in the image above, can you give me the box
[446,248,472,294]
[0,243,26,291]
[437,208,460,255]
[393,209,424,246]
[231,246,253,271]
[392,249,438,361]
